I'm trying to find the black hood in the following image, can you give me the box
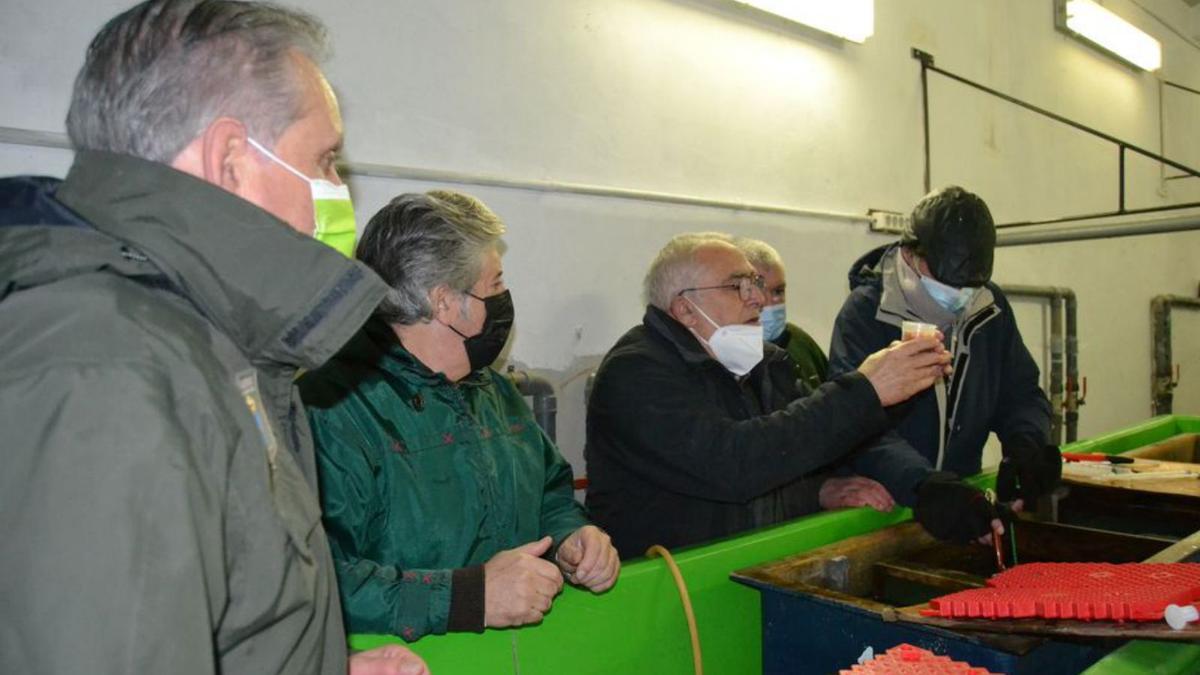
[901,186,995,287]
[0,176,88,228]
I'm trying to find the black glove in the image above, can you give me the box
[996,438,1062,503]
[914,472,997,543]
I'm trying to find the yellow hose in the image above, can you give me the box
[646,545,703,675]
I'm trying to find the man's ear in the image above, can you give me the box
[170,117,254,192]
[197,117,253,192]
[669,295,696,328]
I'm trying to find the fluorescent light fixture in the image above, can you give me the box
[732,0,874,43]
[1056,0,1162,71]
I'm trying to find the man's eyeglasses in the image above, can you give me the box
[677,274,766,302]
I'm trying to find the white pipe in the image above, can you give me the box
[997,212,1200,246]
[0,125,869,224]
[0,126,67,150]
[11,123,1200,242]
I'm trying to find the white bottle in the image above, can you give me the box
[1164,604,1199,631]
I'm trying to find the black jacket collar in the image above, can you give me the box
[642,304,721,369]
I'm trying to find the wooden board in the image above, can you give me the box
[1063,457,1200,498]
[1146,529,1200,563]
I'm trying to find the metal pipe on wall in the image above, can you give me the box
[1063,291,1081,442]
[507,368,558,443]
[5,125,1198,246]
[996,213,1200,247]
[998,284,1081,443]
[1151,294,1200,415]
[1049,293,1064,443]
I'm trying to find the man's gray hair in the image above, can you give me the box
[643,231,735,311]
[735,237,784,272]
[66,0,329,162]
[358,190,507,326]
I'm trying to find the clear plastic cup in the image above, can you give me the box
[901,320,938,341]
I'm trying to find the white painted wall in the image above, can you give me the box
[2,0,1199,479]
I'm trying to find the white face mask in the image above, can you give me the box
[686,298,764,377]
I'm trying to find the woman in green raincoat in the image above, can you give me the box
[301,190,619,642]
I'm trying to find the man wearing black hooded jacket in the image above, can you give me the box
[829,186,1061,543]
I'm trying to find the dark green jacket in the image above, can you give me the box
[773,321,830,389]
[300,320,587,641]
[0,154,387,674]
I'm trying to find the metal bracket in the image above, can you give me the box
[912,50,1200,228]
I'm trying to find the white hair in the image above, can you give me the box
[734,237,784,272]
[643,231,736,310]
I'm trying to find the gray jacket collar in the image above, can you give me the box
[876,246,995,332]
[55,151,387,370]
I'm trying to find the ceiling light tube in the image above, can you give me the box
[1056,0,1162,71]
[732,0,874,43]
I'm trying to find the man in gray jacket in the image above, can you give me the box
[0,2,425,674]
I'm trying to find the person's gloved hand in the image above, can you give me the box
[996,438,1062,503]
[914,472,997,543]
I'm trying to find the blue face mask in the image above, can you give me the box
[920,275,978,314]
[760,304,787,342]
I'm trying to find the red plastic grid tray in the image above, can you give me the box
[839,643,1001,674]
[922,563,1200,622]
[987,563,1200,589]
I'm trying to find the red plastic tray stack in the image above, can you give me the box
[839,643,1001,674]
[921,562,1200,622]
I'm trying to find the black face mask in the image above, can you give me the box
[447,289,514,372]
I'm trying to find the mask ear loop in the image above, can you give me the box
[683,296,720,332]
[443,290,480,341]
[245,137,312,182]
